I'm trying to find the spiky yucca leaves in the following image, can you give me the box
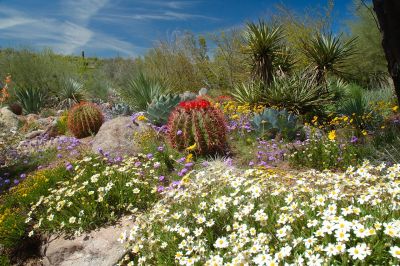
[118,72,167,112]
[230,81,264,105]
[243,20,284,85]
[264,74,334,114]
[167,99,228,156]
[15,87,47,114]
[301,33,356,83]
[146,94,181,126]
[58,78,85,108]
[67,102,104,138]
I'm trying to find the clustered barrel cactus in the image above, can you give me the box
[167,99,228,156]
[67,102,104,138]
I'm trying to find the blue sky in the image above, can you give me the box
[0,0,353,58]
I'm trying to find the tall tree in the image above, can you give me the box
[372,0,400,103]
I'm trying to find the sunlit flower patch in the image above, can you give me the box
[119,161,400,265]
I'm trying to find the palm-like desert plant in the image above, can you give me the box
[58,78,85,108]
[230,81,264,105]
[118,72,167,111]
[301,33,356,84]
[264,74,334,114]
[243,20,284,85]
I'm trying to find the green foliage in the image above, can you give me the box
[111,103,132,116]
[289,137,371,170]
[146,94,181,126]
[301,33,356,83]
[243,20,285,84]
[0,49,78,95]
[167,100,228,156]
[230,81,264,105]
[264,74,334,114]
[55,112,69,135]
[118,72,167,111]
[58,78,85,108]
[67,102,104,138]
[251,108,301,140]
[14,87,47,114]
[347,1,389,89]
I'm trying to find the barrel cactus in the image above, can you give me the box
[167,99,228,156]
[146,94,181,125]
[67,102,104,138]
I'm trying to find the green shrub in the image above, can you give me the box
[288,136,371,170]
[15,87,47,114]
[118,72,167,111]
[67,102,104,138]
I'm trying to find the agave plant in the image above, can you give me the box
[230,81,264,105]
[264,73,334,114]
[15,87,47,114]
[58,78,85,108]
[118,72,167,111]
[301,33,356,84]
[243,20,285,85]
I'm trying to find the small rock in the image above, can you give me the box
[198,87,208,96]
[25,130,45,139]
[0,107,19,129]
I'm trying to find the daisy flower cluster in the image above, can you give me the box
[25,154,162,236]
[119,160,400,265]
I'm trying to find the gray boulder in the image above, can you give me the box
[0,107,19,129]
[41,216,134,266]
[91,116,150,156]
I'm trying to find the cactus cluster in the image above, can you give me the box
[67,102,104,138]
[167,99,228,156]
[146,94,181,125]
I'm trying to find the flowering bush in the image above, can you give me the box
[26,154,161,236]
[288,136,371,171]
[119,161,400,265]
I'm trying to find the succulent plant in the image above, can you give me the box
[167,99,228,156]
[251,108,301,140]
[112,103,132,116]
[146,94,181,126]
[67,102,104,138]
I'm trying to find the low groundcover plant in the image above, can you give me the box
[118,161,400,265]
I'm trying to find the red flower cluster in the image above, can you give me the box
[178,99,211,110]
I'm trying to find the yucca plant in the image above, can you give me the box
[15,87,47,114]
[301,33,356,84]
[243,20,284,85]
[118,72,167,111]
[230,81,264,105]
[58,78,85,108]
[264,74,334,114]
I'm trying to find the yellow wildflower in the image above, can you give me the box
[186,143,197,151]
[362,130,367,136]
[186,153,193,163]
[328,130,336,141]
[137,115,147,121]
[393,105,399,112]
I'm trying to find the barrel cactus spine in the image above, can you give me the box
[167,99,228,156]
[67,102,104,138]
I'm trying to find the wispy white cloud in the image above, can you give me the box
[98,10,217,22]
[62,0,110,23]
[0,17,36,29]
[136,0,201,9]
